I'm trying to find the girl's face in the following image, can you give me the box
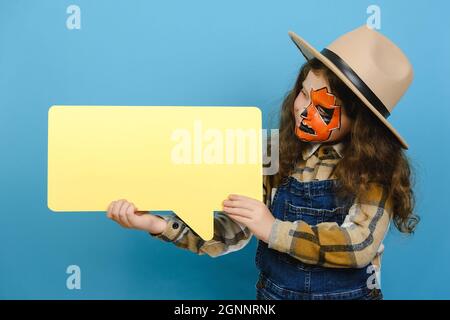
[293,70,352,143]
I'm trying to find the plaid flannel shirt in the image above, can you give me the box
[150,141,392,269]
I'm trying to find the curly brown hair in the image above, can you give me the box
[273,58,419,233]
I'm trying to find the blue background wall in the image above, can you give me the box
[0,0,448,299]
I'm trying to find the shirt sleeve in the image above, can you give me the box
[267,183,392,268]
[149,211,253,257]
[148,176,273,257]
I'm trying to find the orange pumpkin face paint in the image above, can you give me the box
[294,87,341,142]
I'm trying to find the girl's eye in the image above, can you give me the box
[317,105,334,123]
[317,106,325,114]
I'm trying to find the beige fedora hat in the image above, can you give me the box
[288,25,413,149]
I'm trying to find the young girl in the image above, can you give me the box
[106,25,419,300]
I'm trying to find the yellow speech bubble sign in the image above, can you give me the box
[48,106,263,240]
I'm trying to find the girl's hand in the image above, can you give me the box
[222,194,276,244]
[106,199,167,234]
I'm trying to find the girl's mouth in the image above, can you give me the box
[300,120,316,135]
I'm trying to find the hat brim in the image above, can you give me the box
[288,30,409,149]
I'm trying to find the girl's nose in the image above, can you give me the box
[300,108,308,118]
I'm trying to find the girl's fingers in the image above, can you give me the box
[124,203,137,226]
[121,202,134,227]
[106,201,115,219]
[106,200,126,228]
[111,200,122,221]
[118,202,132,228]
[222,199,256,210]
[222,206,252,218]
[118,200,129,216]
[111,200,124,220]
[226,212,251,225]
[228,194,259,205]
[109,211,126,227]
[110,199,128,227]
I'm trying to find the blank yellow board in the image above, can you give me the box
[47,106,263,240]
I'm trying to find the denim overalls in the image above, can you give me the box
[255,176,383,300]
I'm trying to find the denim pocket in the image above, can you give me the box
[255,275,282,300]
[278,253,325,272]
[284,202,347,225]
[256,288,277,300]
